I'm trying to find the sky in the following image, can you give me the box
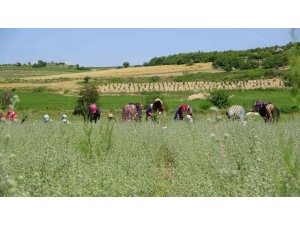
[0,28,299,67]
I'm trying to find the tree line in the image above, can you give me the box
[144,42,299,71]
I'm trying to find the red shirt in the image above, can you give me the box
[6,111,17,120]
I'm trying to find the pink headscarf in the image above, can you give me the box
[89,104,97,113]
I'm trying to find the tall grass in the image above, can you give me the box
[1,117,300,196]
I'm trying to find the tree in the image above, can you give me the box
[32,60,47,68]
[207,90,230,109]
[123,62,130,68]
[73,84,99,120]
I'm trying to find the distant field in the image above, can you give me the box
[21,63,218,80]
[0,64,88,79]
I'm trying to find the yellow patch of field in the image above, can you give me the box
[23,63,219,80]
[0,81,80,92]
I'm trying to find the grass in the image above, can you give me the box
[1,116,300,196]
[0,64,87,79]
[21,63,216,80]
[173,68,287,82]
[9,89,299,123]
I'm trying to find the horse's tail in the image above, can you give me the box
[273,106,280,122]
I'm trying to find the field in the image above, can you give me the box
[1,115,300,197]
[14,89,300,117]
[1,62,299,197]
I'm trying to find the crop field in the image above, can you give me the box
[1,114,300,197]
[0,65,86,79]
[14,89,300,117]
[20,63,217,80]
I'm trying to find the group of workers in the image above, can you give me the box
[42,100,279,124]
[1,99,279,125]
[43,114,70,123]
[226,101,280,124]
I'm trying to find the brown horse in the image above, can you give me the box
[122,103,143,122]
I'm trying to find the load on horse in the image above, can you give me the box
[253,101,280,123]
[122,102,143,122]
[88,103,101,123]
[174,104,193,122]
[146,98,164,121]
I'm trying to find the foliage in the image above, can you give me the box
[32,60,47,68]
[262,53,289,69]
[1,118,300,196]
[147,43,295,70]
[207,90,230,109]
[123,62,130,68]
[73,84,99,119]
[83,76,91,84]
[0,90,15,109]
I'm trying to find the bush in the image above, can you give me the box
[73,84,99,120]
[0,90,14,109]
[32,60,47,68]
[123,62,130,68]
[207,90,230,109]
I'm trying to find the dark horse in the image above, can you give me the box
[253,101,280,123]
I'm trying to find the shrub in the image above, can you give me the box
[83,76,91,84]
[207,90,230,109]
[73,84,99,120]
[32,60,47,68]
[123,62,130,68]
[0,90,14,109]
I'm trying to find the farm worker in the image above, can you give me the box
[146,98,164,121]
[61,114,71,123]
[226,105,246,126]
[107,112,115,121]
[146,104,154,120]
[5,108,17,121]
[43,114,53,122]
[88,103,101,123]
[174,104,193,121]
[253,101,280,123]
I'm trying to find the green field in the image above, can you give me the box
[0,64,88,79]
[1,116,299,196]
[14,89,300,120]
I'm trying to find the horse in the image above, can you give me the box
[253,101,280,123]
[122,103,143,122]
